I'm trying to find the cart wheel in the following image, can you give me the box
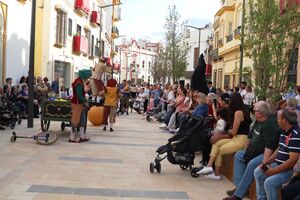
[150,162,155,173]
[41,119,50,131]
[156,163,161,173]
[36,131,58,145]
[191,168,200,178]
[180,164,188,170]
[61,122,66,131]
[10,132,17,143]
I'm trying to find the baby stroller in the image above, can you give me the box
[0,97,22,129]
[149,116,212,176]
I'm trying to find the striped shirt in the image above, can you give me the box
[275,126,300,164]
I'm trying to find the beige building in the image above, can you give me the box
[212,0,300,89]
[211,0,253,90]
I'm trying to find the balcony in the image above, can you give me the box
[75,0,90,16]
[210,49,219,61]
[73,36,88,54]
[17,0,27,4]
[234,27,241,39]
[90,11,100,26]
[218,39,224,48]
[111,26,119,38]
[226,33,233,43]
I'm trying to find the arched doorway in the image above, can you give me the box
[0,2,7,85]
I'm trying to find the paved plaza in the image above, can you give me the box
[0,113,235,200]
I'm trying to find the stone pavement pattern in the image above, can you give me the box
[0,113,235,200]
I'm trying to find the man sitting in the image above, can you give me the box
[254,109,300,200]
[223,101,281,200]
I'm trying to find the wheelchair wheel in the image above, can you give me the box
[36,131,58,145]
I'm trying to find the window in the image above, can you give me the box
[228,22,233,34]
[84,29,91,55]
[142,60,145,68]
[76,24,81,35]
[91,35,94,56]
[148,61,151,69]
[68,18,72,36]
[237,9,242,27]
[224,75,230,89]
[55,10,67,46]
[218,69,223,88]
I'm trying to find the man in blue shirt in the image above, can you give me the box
[254,109,300,200]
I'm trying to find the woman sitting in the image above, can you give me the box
[197,92,251,180]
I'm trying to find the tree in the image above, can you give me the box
[160,5,190,82]
[245,0,300,104]
[150,51,170,83]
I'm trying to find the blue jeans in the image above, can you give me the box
[254,162,293,200]
[233,150,263,198]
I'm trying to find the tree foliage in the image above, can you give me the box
[156,5,190,82]
[245,0,300,104]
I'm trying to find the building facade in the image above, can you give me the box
[211,0,253,90]
[116,39,159,84]
[184,28,213,83]
[0,0,32,85]
[35,0,121,88]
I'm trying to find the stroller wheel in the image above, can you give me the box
[18,117,22,125]
[61,122,66,131]
[180,164,188,170]
[191,168,200,178]
[156,163,161,173]
[149,162,155,173]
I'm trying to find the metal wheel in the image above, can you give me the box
[191,168,200,178]
[150,162,155,173]
[10,132,17,143]
[35,131,58,145]
[41,119,50,131]
[180,164,188,170]
[61,122,66,131]
[10,122,16,129]
[156,163,161,173]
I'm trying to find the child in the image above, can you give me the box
[212,108,227,134]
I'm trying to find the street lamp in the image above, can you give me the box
[239,0,246,83]
[184,24,210,59]
[28,0,36,128]
[98,2,122,61]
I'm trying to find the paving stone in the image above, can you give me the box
[58,156,123,164]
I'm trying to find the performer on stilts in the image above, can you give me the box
[90,58,112,103]
[69,69,92,143]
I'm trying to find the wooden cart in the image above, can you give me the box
[40,100,72,131]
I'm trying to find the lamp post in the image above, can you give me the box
[184,24,210,59]
[239,0,246,83]
[28,0,36,128]
[98,2,122,61]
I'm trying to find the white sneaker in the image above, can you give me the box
[204,173,221,180]
[197,166,213,174]
[159,124,167,128]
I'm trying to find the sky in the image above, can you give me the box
[117,0,221,43]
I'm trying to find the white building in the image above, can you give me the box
[184,28,213,84]
[115,39,159,84]
[0,0,32,85]
[35,0,121,88]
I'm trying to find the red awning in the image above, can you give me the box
[206,64,212,76]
